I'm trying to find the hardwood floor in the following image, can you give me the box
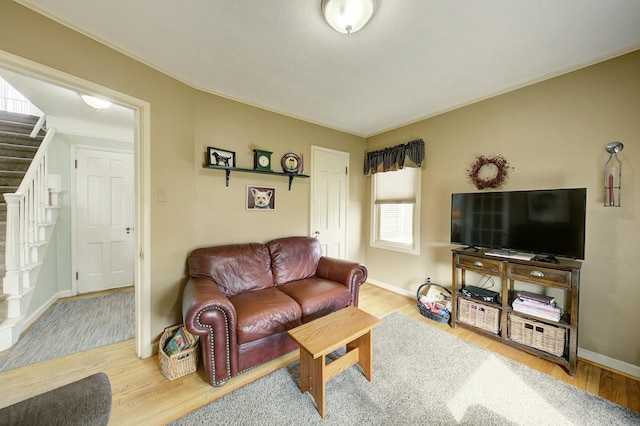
[0,283,637,424]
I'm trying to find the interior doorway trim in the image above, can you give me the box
[0,49,152,358]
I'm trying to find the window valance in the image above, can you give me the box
[364,138,425,175]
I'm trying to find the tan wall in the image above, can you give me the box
[192,92,366,252]
[366,50,640,366]
[0,2,366,340]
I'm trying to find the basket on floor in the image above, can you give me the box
[159,324,200,380]
[416,279,452,324]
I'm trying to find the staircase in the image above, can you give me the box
[0,110,60,350]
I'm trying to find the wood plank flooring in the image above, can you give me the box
[0,283,637,424]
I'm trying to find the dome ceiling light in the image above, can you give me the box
[321,0,378,34]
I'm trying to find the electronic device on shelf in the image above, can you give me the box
[450,188,587,260]
[460,285,499,303]
[485,250,533,261]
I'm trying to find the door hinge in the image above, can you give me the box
[139,250,144,260]
[75,159,78,169]
[75,272,78,280]
[345,166,348,175]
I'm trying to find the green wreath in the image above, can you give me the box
[467,155,512,190]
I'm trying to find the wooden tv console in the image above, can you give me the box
[451,249,581,376]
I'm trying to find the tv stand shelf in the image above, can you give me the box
[451,249,581,376]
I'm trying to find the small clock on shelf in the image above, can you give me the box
[253,149,272,171]
[281,153,301,174]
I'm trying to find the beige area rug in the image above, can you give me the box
[0,291,134,372]
[172,312,638,425]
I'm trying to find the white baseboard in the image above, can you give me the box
[365,279,640,379]
[366,278,415,298]
[578,348,640,379]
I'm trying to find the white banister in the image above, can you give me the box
[3,126,57,295]
[29,114,46,139]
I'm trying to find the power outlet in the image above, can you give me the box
[158,188,167,202]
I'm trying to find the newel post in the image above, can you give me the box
[3,194,21,274]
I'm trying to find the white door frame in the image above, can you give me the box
[310,145,349,259]
[0,50,153,358]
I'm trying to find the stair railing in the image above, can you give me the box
[3,126,56,294]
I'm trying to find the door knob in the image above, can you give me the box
[313,231,320,237]
[126,227,132,234]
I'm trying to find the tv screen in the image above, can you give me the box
[451,188,586,260]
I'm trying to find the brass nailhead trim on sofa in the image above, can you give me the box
[196,306,231,386]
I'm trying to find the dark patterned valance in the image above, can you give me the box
[364,138,425,175]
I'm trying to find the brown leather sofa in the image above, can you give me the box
[182,236,367,386]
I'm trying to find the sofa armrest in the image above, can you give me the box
[316,257,368,306]
[182,277,237,386]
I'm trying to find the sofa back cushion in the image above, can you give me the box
[189,243,274,297]
[267,236,322,285]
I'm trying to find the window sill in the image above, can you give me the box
[370,240,419,255]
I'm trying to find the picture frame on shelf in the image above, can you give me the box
[246,185,276,210]
[207,146,236,168]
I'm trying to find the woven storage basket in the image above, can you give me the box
[508,313,565,357]
[159,325,200,380]
[457,298,500,334]
[416,281,451,324]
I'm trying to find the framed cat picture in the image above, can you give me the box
[246,185,276,210]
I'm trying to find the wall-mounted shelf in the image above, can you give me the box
[203,165,309,190]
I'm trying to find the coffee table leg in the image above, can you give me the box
[310,355,326,418]
[299,349,327,418]
[299,348,311,393]
[347,329,374,381]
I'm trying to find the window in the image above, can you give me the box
[371,167,420,254]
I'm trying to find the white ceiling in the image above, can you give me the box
[14,0,640,137]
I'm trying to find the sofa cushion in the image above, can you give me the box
[229,287,302,344]
[267,236,322,285]
[277,277,351,323]
[189,243,274,297]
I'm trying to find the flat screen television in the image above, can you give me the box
[450,188,586,260]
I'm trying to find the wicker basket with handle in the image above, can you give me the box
[158,324,200,380]
[416,279,452,323]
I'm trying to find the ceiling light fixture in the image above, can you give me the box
[81,94,112,111]
[321,0,377,34]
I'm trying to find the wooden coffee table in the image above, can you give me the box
[287,306,382,418]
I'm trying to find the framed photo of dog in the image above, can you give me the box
[247,185,276,210]
[207,146,236,168]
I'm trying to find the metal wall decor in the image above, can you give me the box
[604,141,623,207]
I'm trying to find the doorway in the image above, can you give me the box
[0,50,151,358]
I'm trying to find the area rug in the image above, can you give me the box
[171,312,639,425]
[0,291,134,372]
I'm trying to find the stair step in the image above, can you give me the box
[0,119,44,136]
[0,143,38,159]
[0,172,24,187]
[0,110,40,123]
[0,131,44,147]
[0,156,31,172]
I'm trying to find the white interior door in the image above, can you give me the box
[311,146,348,259]
[75,147,134,293]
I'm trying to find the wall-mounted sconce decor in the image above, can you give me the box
[604,141,623,207]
